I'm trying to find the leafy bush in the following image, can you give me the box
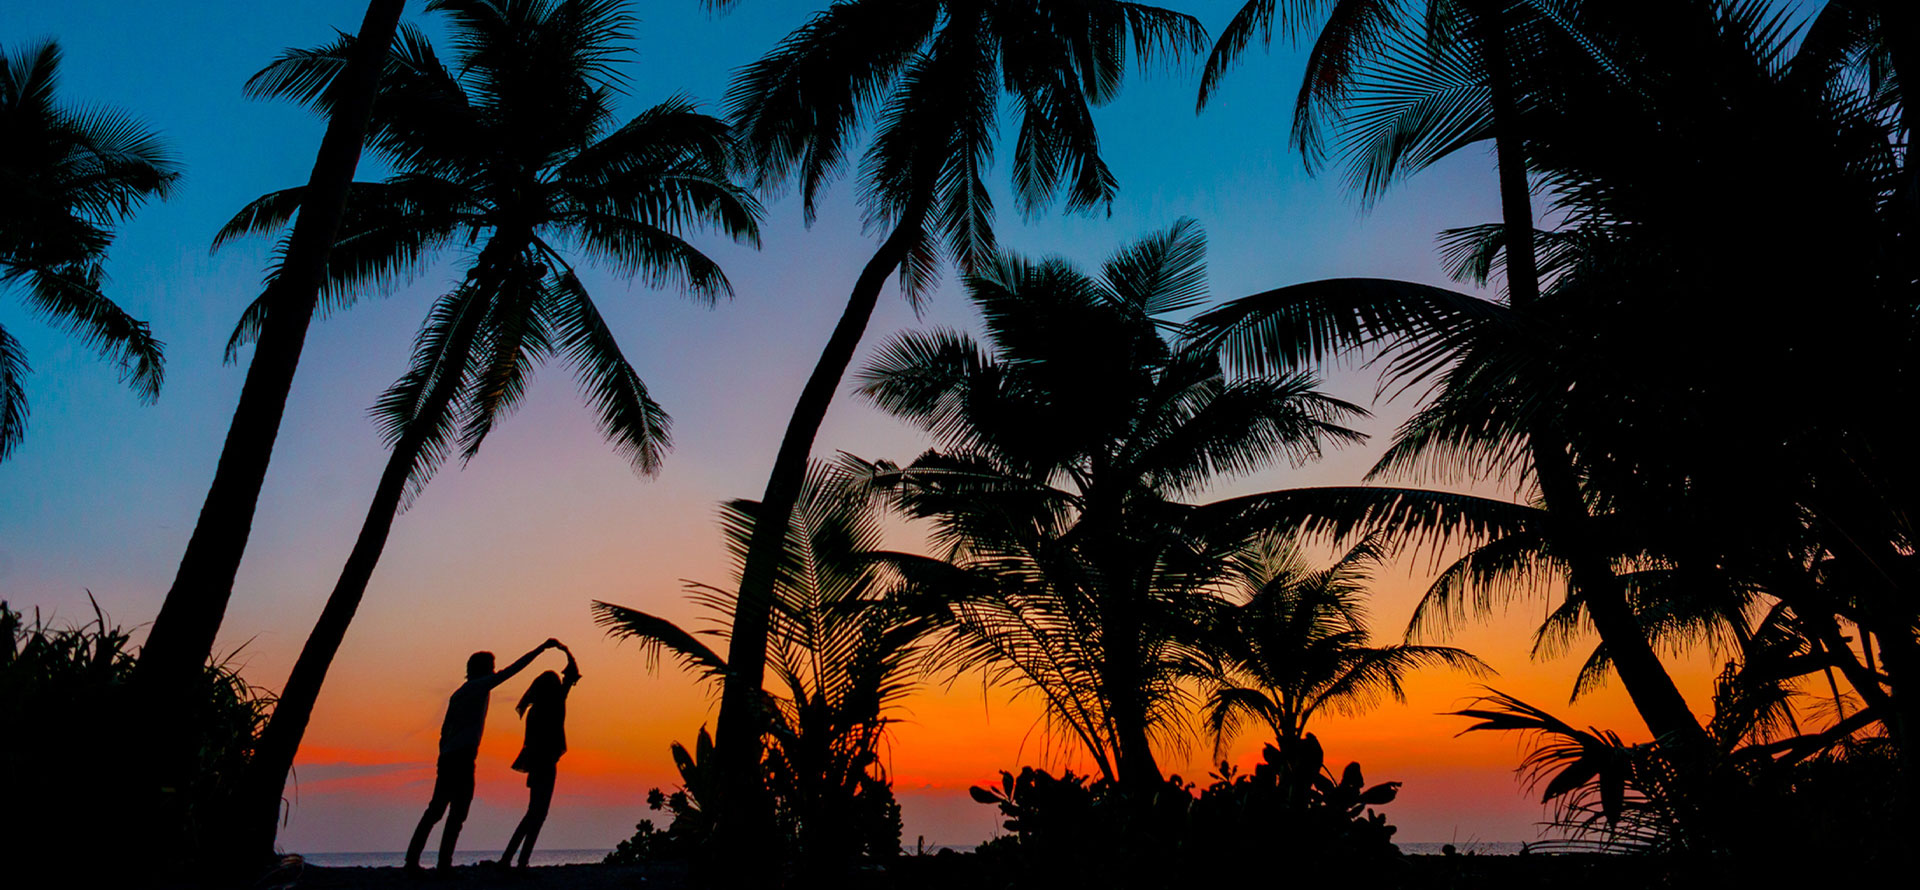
[0,599,272,876]
[969,734,1402,886]
[606,723,901,876]
[606,728,719,865]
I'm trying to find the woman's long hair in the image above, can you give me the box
[517,670,562,718]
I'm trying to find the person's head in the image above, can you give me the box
[517,670,563,718]
[466,651,495,679]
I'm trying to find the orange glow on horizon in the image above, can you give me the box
[281,553,1728,849]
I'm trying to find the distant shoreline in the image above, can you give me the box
[294,840,1540,870]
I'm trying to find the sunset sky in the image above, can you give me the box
[0,0,1726,852]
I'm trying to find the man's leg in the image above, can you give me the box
[435,760,476,870]
[405,787,450,869]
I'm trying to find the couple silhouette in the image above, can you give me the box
[404,638,579,872]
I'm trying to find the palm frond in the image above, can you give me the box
[593,599,729,682]
[0,324,28,459]
[539,265,671,475]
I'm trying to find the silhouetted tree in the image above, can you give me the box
[710,0,1207,856]
[1193,0,1716,756]
[131,3,406,792]
[0,39,175,460]
[1201,537,1485,753]
[595,462,926,878]
[1193,1,1916,845]
[853,220,1365,790]
[214,0,761,864]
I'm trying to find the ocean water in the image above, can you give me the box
[299,841,1538,869]
[298,849,610,868]
[1399,842,1531,856]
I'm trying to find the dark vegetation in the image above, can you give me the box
[0,601,271,880]
[0,0,1914,887]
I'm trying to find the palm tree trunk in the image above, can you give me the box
[127,0,404,849]
[1106,628,1164,790]
[1113,702,1164,790]
[1106,583,1163,791]
[711,198,931,860]
[1476,3,1709,751]
[226,286,488,865]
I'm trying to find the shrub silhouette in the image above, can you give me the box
[969,733,1400,886]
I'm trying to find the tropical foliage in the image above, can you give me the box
[209,0,763,862]
[595,462,922,876]
[968,733,1402,886]
[0,39,175,460]
[1200,537,1487,752]
[1,600,270,877]
[709,1,1209,837]
[851,219,1370,789]
[1190,0,1915,852]
[10,0,1918,882]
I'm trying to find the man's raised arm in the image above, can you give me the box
[489,638,559,688]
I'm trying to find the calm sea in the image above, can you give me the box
[1399,842,1530,855]
[298,849,610,868]
[300,841,1533,868]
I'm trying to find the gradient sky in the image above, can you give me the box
[1,0,1726,853]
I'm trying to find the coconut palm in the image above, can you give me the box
[1512,0,1918,797]
[134,0,405,736]
[1201,537,1486,755]
[852,220,1366,789]
[711,0,1207,836]
[1190,0,1724,755]
[594,461,929,875]
[1803,0,1912,146]
[0,39,176,460]
[214,0,760,860]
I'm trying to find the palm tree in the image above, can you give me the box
[1804,0,1913,161]
[132,0,405,747]
[1451,603,1895,855]
[1201,537,1486,755]
[214,0,761,861]
[0,39,176,460]
[1191,0,1716,754]
[712,0,1206,840]
[594,462,930,876]
[1512,0,1919,807]
[853,220,1366,789]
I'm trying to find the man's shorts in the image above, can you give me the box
[433,754,476,803]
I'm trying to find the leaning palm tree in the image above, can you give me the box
[134,0,405,716]
[1191,0,1717,755]
[853,220,1366,789]
[1202,537,1486,755]
[216,0,760,861]
[0,39,176,460]
[711,0,1207,839]
[594,461,930,876]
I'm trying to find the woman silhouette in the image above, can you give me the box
[500,643,580,868]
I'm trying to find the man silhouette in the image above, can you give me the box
[405,639,562,872]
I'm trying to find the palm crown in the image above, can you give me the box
[1,39,177,459]
[854,220,1368,785]
[216,0,761,486]
[729,0,1206,296]
[1202,537,1486,753]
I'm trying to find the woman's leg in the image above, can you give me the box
[514,767,557,867]
[501,820,527,866]
[501,778,536,865]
